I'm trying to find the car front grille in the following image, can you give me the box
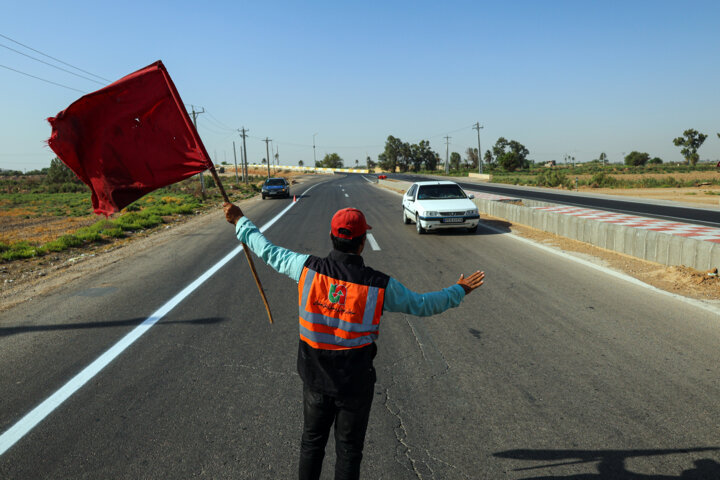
[440,211,465,216]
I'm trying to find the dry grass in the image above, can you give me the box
[0,216,97,244]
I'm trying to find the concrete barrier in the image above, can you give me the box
[376,178,717,271]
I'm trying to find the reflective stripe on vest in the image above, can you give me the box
[298,267,385,350]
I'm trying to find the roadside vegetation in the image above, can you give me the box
[0,159,263,261]
[369,129,720,190]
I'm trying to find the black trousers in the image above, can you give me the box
[298,384,374,480]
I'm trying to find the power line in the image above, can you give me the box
[427,123,475,140]
[204,110,236,131]
[197,122,236,136]
[0,63,85,93]
[0,43,105,85]
[0,32,110,82]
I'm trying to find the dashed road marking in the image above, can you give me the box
[366,233,380,250]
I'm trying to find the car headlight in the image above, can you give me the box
[425,211,439,217]
[465,209,478,215]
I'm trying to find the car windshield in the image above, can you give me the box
[417,184,466,200]
[265,179,285,186]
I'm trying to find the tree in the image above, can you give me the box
[298,160,304,167]
[492,137,529,172]
[379,135,404,172]
[377,153,389,171]
[483,149,493,167]
[624,151,650,166]
[673,129,707,166]
[599,152,608,165]
[366,156,376,172]
[262,158,266,165]
[649,157,663,164]
[466,147,479,169]
[405,140,438,172]
[397,141,411,172]
[355,159,359,168]
[450,152,461,170]
[316,153,344,168]
[46,157,80,184]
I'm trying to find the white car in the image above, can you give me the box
[402,181,480,234]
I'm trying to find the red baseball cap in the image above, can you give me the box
[331,208,372,239]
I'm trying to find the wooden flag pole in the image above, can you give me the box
[208,165,274,324]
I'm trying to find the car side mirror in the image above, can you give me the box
[468,194,475,199]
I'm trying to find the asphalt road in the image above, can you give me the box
[390,173,720,228]
[1,174,719,479]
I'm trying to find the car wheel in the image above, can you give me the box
[466,224,478,233]
[416,215,425,234]
[403,208,410,224]
[261,194,266,199]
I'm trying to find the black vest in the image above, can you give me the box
[297,250,390,397]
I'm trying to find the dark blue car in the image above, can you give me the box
[261,177,290,199]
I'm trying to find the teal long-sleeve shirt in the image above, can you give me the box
[235,217,465,316]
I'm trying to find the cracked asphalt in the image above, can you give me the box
[1,174,719,479]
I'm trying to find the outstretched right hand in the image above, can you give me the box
[457,271,485,295]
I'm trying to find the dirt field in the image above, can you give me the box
[577,185,720,207]
[1,176,718,313]
[575,171,720,182]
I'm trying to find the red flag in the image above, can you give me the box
[47,60,212,216]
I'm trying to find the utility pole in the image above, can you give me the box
[189,105,206,197]
[239,127,249,184]
[444,135,451,174]
[232,141,239,184]
[264,137,272,177]
[313,133,318,165]
[473,122,484,174]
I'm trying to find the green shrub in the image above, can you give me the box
[76,230,101,242]
[2,241,38,260]
[536,169,570,188]
[589,172,618,188]
[101,227,124,238]
[44,235,83,252]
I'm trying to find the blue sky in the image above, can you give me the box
[2,0,719,171]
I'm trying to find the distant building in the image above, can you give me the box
[544,160,556,168]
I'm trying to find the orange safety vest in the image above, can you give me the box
[298,264,386,350]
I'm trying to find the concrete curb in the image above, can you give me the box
[377,179,719,271]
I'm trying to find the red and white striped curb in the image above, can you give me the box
[532,206,720,244]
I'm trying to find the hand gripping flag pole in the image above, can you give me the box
[48,60,273,324]
[208,166,273,324]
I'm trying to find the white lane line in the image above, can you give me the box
[366,233,380,251]
[344,193,349,197]
[374,183,720,315]
[0,181,324,457]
